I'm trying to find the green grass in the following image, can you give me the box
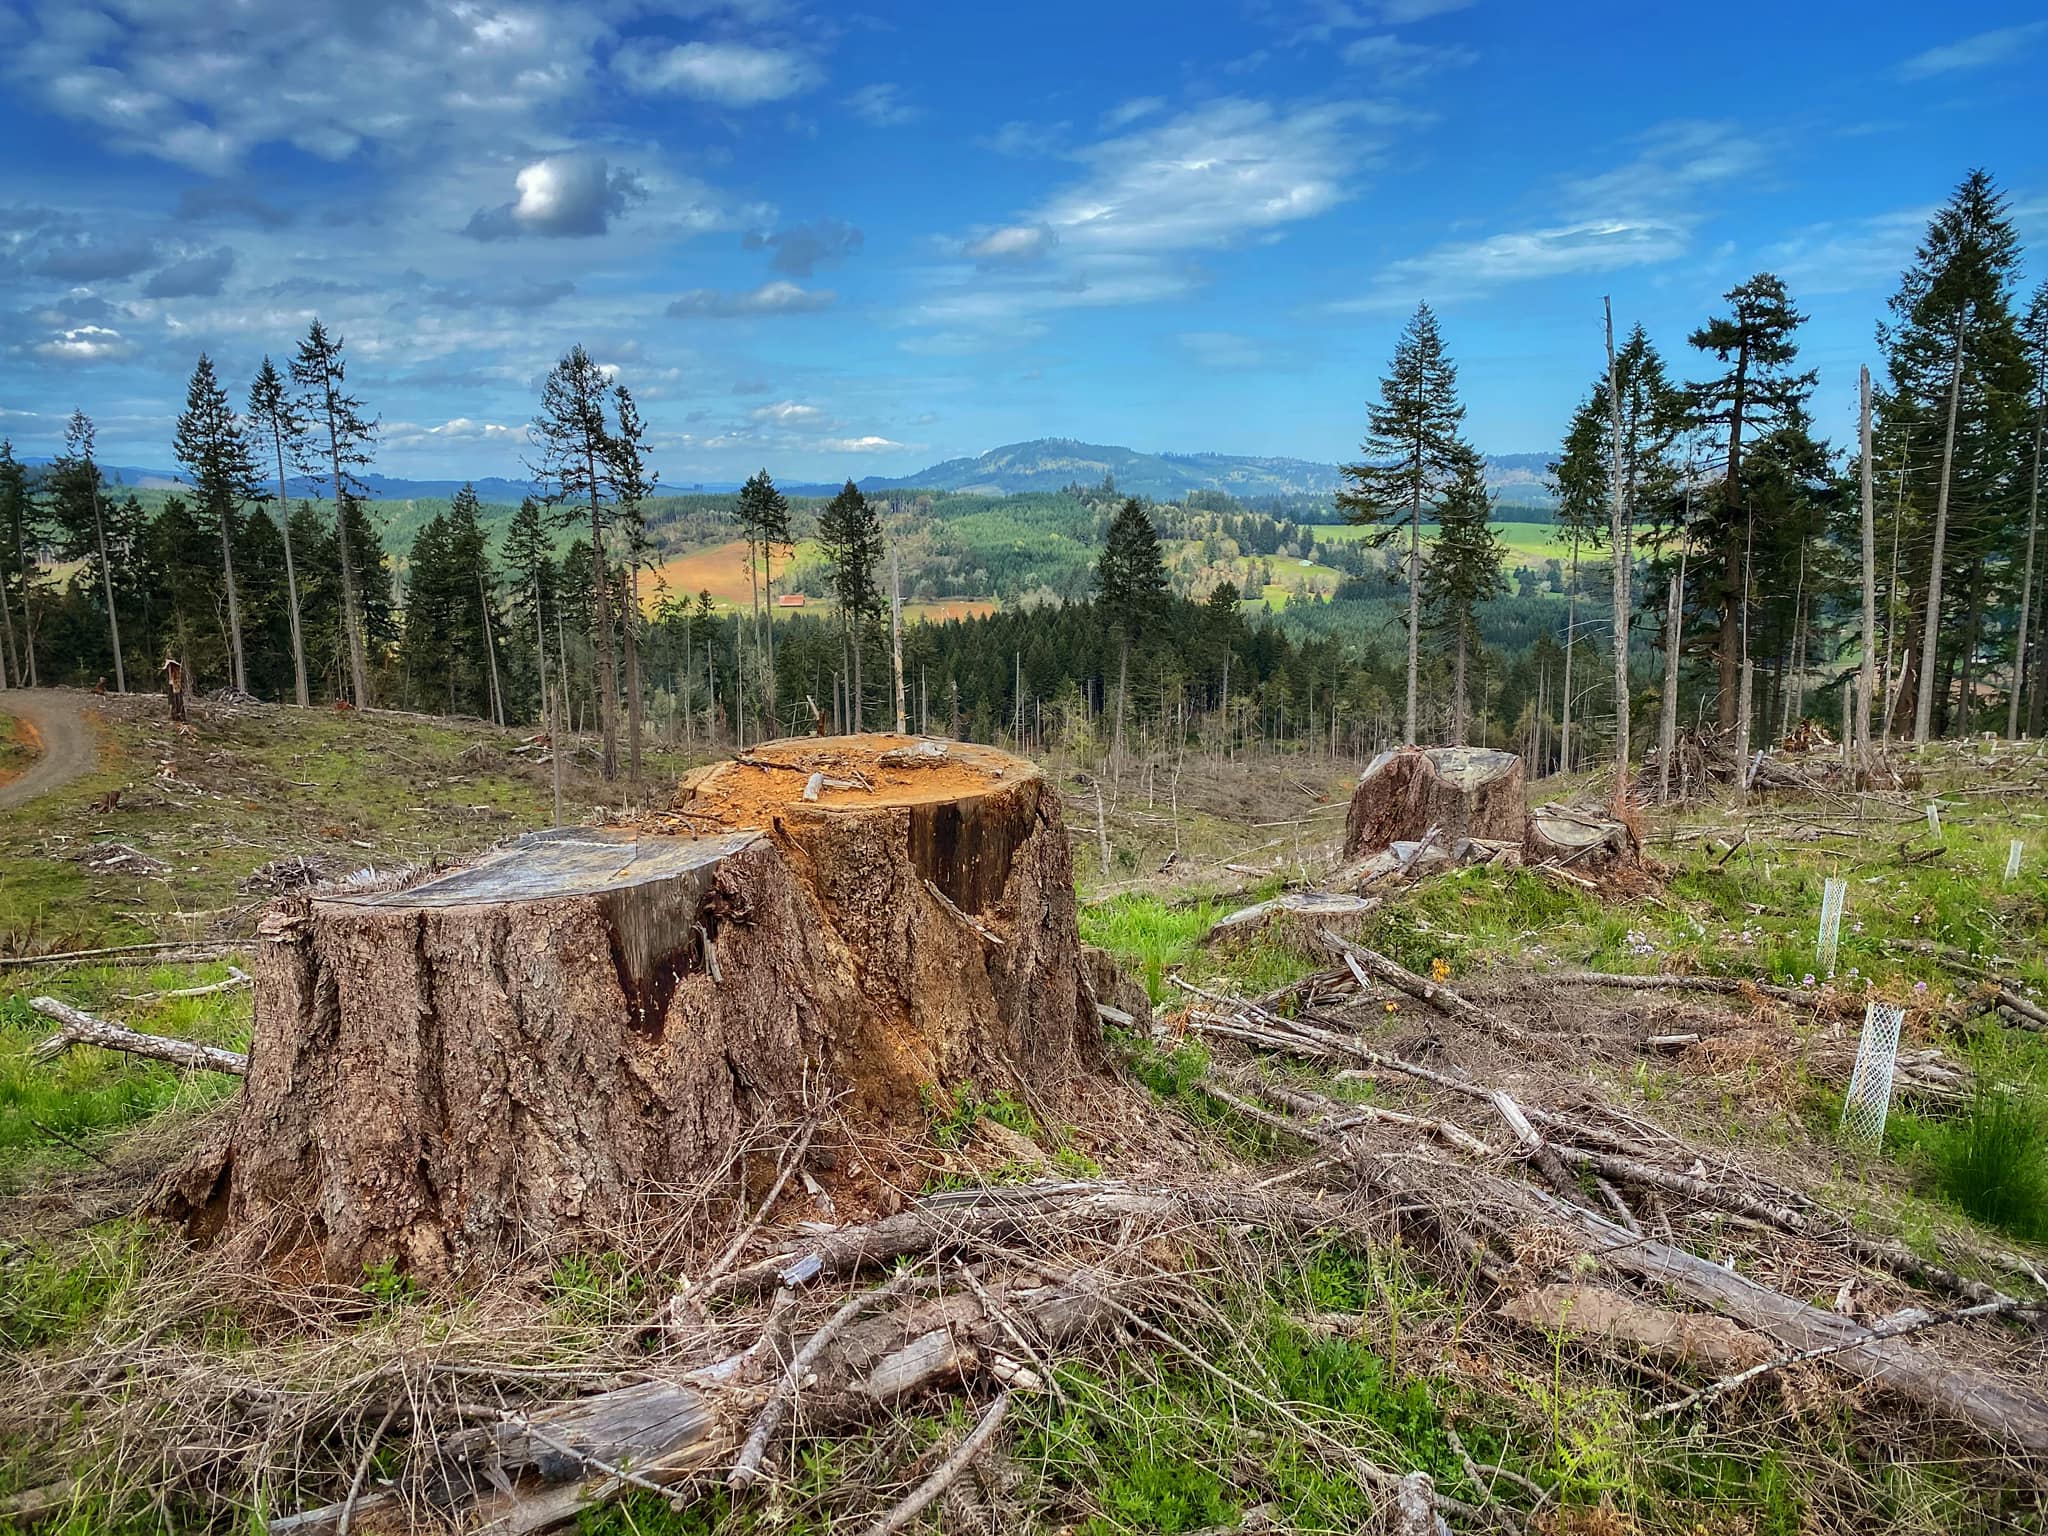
[1080,895,1223,1003]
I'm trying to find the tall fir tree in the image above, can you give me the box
[2020,279,2048,736]
[817,478,883,729]
[732,469,791,738]
[607,385,656,774]
[1877,170,2030,740]
[531,345,621,777]
[290,320,378,708]
[0,440,28,688]
[1338,301,1467,743]
[1687,273,1817,730]
[503,495,556,724]
[247,356,311,705]
[173,356,259,694]
[1096,496,1168,759]
[1421,445,1507,745]
[48,411,126,691]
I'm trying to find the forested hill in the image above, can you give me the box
[857,439,1558,504]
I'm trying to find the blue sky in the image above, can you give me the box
[1,0,2044,485]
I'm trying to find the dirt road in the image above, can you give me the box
[0,689,98,810]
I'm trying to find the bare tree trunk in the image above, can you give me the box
[216,496,245,695]
[623,568,643,777]
[1114,636,1130,764]
[1882,432,1910,746]
[1915,316,1967,745]
[321,422,371,708]
[270,445,309,705]
[1859,366,1878,758]
[533,578,549,729]
[586,447,617,779]
[88,476,127,694]
[0,559,17,689]
[550,683,564,827]
[2011,389,2044,739]
[1450,628,1468,745]
[1404,486,1420,745]
[1658,568,1683,801]
[890,550,906,735]
[1561,529,1578,773]
[1604,297,1629,810]
[478,570,503,729]
[761,537,777,732]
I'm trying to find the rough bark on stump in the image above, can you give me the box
[160,736,1103,1281]
[1342,746,1528,861]
[1525,802,1638,871]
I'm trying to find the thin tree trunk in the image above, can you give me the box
[550,683,564,827]
[1404,482,1421,745]
[330,490,370,709]
[890,550,905,735]
[586,446,617,780]
[1956,563,1984,736]
[624,568,643,777]
[271,442,309,706]
[1915,316,1967,744]
[1561,530,1578,772]
[2011,389,2044,739]
[1451,628,1467,745]
[1605,297,1629,809]
[761,536,777,731]
[216,495,245,694]
[11,505,37,688]
[479,569,503,729]
[0,557,17,688]
[1858,366,1878,758]
[90,476,126,693]
[533,578,549,729]
[1882,431,1910,746]
[1658,567,1683,802]
[1115,636,1130,765]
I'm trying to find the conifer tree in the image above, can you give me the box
[2019,279,2048,736]
[532,345,620,777]
[1097,496,1168,759]
[291,320,378,708]
[1877,170,2029,740]
[503,496,555,724]
[608,385,656,775]
[1421,445,1507,744]
[817,479,883,728]
[248,357,311,705]
[173,357,259,694]
[0,440,25,688]
[1688,274,1816,730]
[732,469,791,737]
[49,411,126,691]
[1338,302,1466,743]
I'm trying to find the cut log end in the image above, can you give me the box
[1343,747,1528,862]
[160,736,1106,1283]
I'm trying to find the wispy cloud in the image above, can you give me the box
[745,219,864,276]
[616,40,818,105]
[846,82,919,125]
[1101,96,1165,130]
[667,280,836,317]
[1898,22,2048,80]
[1341,32,1475,87]
[1339,120,1761,308]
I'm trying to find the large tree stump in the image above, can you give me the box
[161,736,1103,1281]
[1342,746,1528,860]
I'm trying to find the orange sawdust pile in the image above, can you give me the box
[655,734,1029,832]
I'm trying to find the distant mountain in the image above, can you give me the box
[860,438,1554,504]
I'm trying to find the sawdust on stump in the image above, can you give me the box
[160,735,1113,1282]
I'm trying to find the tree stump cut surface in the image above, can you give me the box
[1342,746,1529,860]
[163,736,1102,1281]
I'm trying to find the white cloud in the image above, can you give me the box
[33,324,134,362]
[1341,219,1689,310]
[1040,98,1363,253]
[1898,22,2048,79]
[1101,96,1164,130]
[143,246,236,298]
[463,153,644,240]
[846,82,918,125]
[1178,330,1267,370]
[616,40,816,104]
[751,400,825,424]
[667,280,836,317]
[4,0,612,172]
[962,224,1058,267]
[1339,120,1761,308]
[1341,33,1475,87]
[384,417,521,448]
[818,435,904,452]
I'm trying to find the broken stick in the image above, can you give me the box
[29,996,248,1075]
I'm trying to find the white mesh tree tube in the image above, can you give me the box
[1841,1002,1905,1143]
[2007,839,2024,883]
[1817,876,1846,977]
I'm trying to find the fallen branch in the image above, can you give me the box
[0,939,234,970]
[1315,930,1521,1044]
[863,1391,1010,1536]
[1642,1294,2048,1424]
[28,996,248,1075]
[1544,971,1815,1007]
[120,965,250,1003]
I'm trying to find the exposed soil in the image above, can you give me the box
[0,689,95,809]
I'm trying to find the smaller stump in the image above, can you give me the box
[1343,746,1528,860]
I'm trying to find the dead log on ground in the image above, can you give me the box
[29,996,248,1075]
